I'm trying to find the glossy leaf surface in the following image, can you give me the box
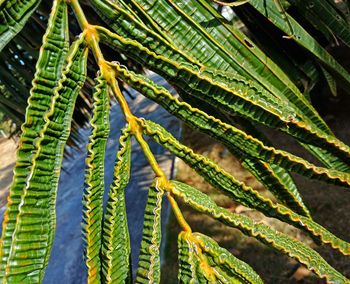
[83,76,110,283]
[0,0,42,51]
[101,126,132,284]
[135,182,164,284]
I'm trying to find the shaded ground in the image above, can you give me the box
[161,90,350,283]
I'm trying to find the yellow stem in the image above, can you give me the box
[69,0,166,178]
[135,131,166,177]
[70,1,192,234]
[167,194,192,233]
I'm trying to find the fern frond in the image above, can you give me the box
[0,1,78,281]
[83,75,110,283]
[0,33,88,282]
[112,63,312,216]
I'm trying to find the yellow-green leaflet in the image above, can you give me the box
[171,181,349,283]
[83,76,110,283]
[0,0,42,51]
[101,126,132,284]
[178,232,212,283]
[141,119,350,255]
[178,231,264,283]
[135,182,164,284]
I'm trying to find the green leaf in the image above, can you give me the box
[0,30,88,282]
[135,181,164,284]
[82,76,110,283]
[0,0,42,51]
[112,63,311,217]
[101,125,132,284]
[141,119,350,255]
[171,181,349,283]
[178,231,264,283]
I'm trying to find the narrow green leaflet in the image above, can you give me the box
[0,35,88,282]
[135,182,164,284]
[320,66,337,96]
[247,0,350,88]
[243,158,310,216]
[101,126,132,284]
[196,232,263,283]
[234,118,310,216]
[113,63,310,217]
[171,181,349,283]
[178,89,310,216]
[141,119,350,255]
[178,231,264,283]
[98,27,350,168]
[83,76,110,283]
[0,0,42,51]
[0,0,70,281]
